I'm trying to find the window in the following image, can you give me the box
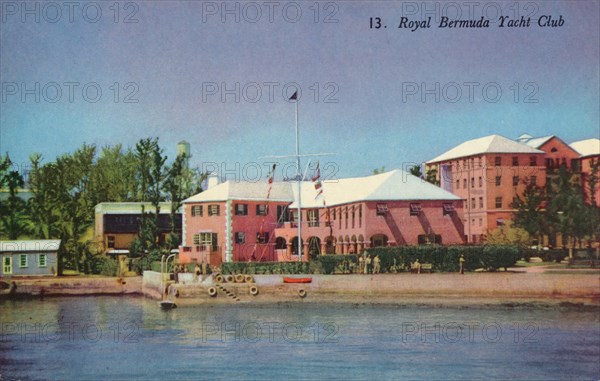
[478,176,482,187]
[513,176,519,186]
[235,204,248,216]
[471,198,475,209]
[456,179,460,189]
[442,203,455,215]
[358,205,362,228]
[256,204,267,216]
[19,254,27,268]
[495,197,502,209]
[376,203,389,216]
[409,203,422,216]
[418,234,442,245]
[256,232,269,244]
[463,179,467,188]
[193,233,218,250]
[512,156,518,166]
[107,235,115,249]
[191,205,203,217]
[495,156,501,166]
[351,206,355,229]
[571,159,580,172]
[345,208,348,229]
[276,205,288,222]
[307,209,319,227]
[530,176,537,186]
[3,257,12,274]
[529,156,537,166]
[479,218,483,227]
[332,209,336,220]
[208,204,220,216]
[495,176,501,186]
[38,254,47,267]
[479,197,483,209]
[496,218,505,227]
[471,178,474,188]
[235,232,245,244]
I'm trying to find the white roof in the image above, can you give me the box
[183,181,293,203]
[428,134,544,163]
[184,170,460,208]
[571,138,600,157]
[0,240,61,252]
[519,135,554,148]
[94,202,178,214]
[289,169,460,208]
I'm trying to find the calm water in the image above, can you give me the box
[0,296,599,381]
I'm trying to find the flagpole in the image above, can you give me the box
[295,98,302,263]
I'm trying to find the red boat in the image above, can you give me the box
[283,277,312,284]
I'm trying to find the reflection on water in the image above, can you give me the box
[1,296,599,380]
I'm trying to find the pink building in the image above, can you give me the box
[179,170,465,265]
[426,134,547,243]
[571,138,600,205]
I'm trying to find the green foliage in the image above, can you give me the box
[318,254,358,274]
[485,221,530,246]
[520,248,568,263]
[94,256,120,276]
[0,154,28,239]
[365,245,520,272]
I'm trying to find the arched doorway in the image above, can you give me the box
[275,237,287,250]
[324,236,336,254]
[371,234,388,247]
[290,237,303,256]
[308,236,321,260]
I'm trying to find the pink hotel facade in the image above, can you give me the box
[178,170,465,266]
[426,134,600,244]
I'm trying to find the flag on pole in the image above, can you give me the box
[267,163,276,184]
[289,91,298,101]
[312,161,321,182]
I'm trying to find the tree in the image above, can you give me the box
[0,154,28,239]
[372,166,386,175]
[485,221,530,246]
[131,138,167,265]
[512,182,546,244]
[425,168,439,186]
[409,164,423,178]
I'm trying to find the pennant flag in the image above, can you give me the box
[289,91,298,101]
[312,161,321,182]
[314,180,322,190]
[267,163,276,184]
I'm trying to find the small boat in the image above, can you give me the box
[159,300,177,310]
[283,277,312,284]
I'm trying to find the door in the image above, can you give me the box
[3,256,12,274]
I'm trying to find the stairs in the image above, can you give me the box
[216,284,240,302]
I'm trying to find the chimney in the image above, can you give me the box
[207,172,220,189]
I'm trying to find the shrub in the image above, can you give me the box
[365,245,520,272]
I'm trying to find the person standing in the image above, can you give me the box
[373,255,381,274]
[359,255,364,274]
[194,263,201,282]
[459,254,465,275]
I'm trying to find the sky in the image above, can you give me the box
[1,0,598,181]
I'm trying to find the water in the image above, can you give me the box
[1,296,599,380]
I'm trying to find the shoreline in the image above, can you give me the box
[3,271,598,308]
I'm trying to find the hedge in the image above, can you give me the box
[364,245,520,272]
[221,261,314,275]
[520,248,569,263]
